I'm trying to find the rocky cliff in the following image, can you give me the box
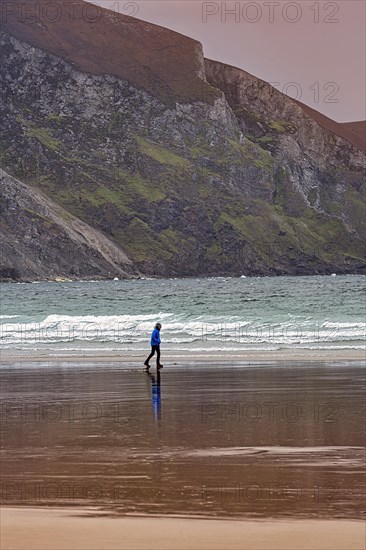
[1,0,365,281]
[0,169,139,281]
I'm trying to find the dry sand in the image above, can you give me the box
[1,507,365,550]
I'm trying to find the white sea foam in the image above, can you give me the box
[0,315,20,319]
[0,312,364,348]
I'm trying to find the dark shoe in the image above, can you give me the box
[144,362,151,371]
[157,364,163,369]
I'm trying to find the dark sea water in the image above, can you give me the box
[0,275,365,356]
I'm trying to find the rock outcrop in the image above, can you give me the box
[0,169,139,281]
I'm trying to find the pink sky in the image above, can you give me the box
[91,1,365,122]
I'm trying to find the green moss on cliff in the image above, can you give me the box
[256,137,274,144]
[307,187,318,206]
[25,125,62,152]
[343,187,366,234]
[159,228,184,254]
[136,137,190,169]
[210,190,365,270]
[268,120,297,134]
[273,168,307,217]
[47,114,68,124]
[119,170,166,202]
[227,137,274,171]
[120,218,173,262]
[16,116,62,152]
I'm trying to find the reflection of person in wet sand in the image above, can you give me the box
[147,370,161,421]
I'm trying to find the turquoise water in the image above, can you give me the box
[0,275,365,355]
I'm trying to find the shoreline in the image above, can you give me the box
[1,271,365,284]
[1,348,365,364]
[1,507,365,550]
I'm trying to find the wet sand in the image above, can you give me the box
[1,360,365,548]
[1,348,365,363]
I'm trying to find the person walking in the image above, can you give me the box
[144,323,163,371]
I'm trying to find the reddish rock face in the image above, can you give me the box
[294,104,366,154]
[0,0,214,106]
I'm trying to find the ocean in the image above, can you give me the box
[0,275,365,356]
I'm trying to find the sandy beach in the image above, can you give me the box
[1,359,365,549]
[1,507,365,550]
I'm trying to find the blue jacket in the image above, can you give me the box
[150,328,161,346]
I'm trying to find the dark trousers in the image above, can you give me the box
[146,345,160,365]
